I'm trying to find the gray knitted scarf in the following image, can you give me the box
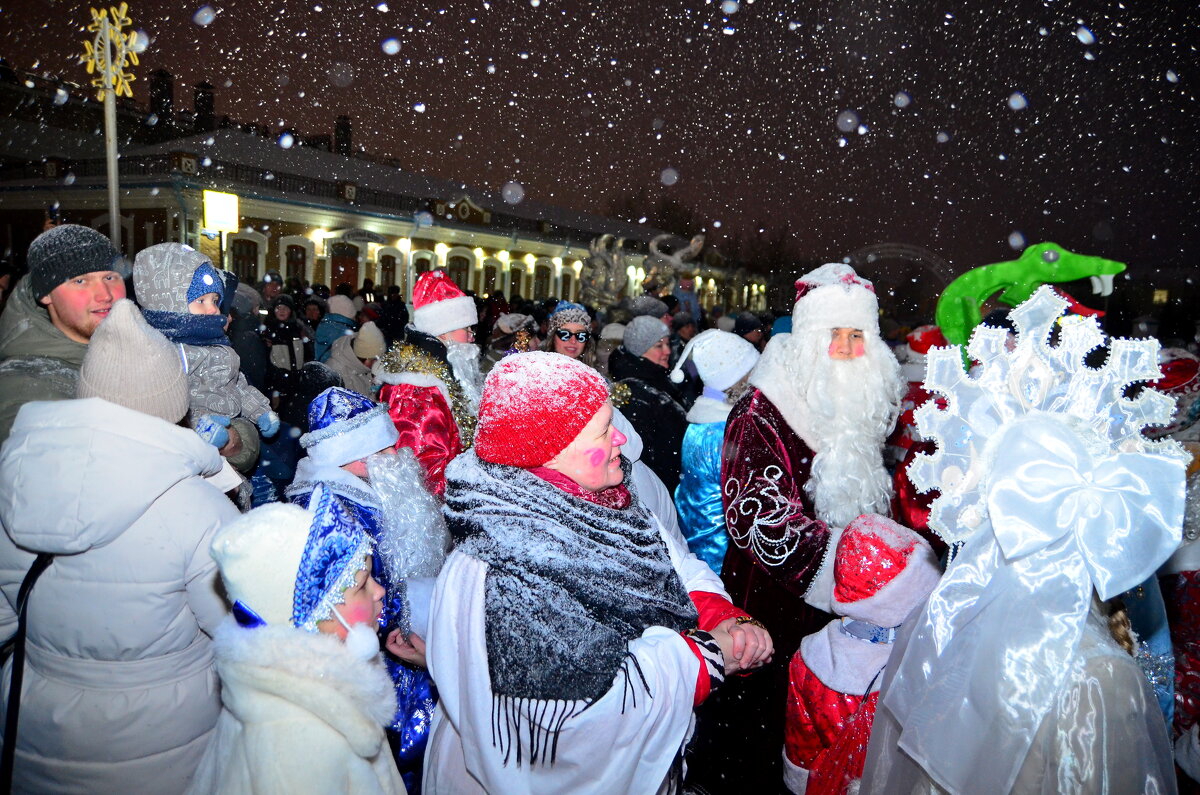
[443,450,698,765]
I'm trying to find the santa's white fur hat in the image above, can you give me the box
[830,514,941,627]
[412,270,477,337]
[792,263,880,337]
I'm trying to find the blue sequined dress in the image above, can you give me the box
[675,414,730,574]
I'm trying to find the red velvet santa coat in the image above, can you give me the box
[721,388,832,657]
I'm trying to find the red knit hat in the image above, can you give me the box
[831,514,941,627]
[411,270,477,337]
[474,351,611,467]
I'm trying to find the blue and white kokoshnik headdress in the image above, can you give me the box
[291,485,374,632]
[880,285,1188,793]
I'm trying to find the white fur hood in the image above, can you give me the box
[211,618,397,758]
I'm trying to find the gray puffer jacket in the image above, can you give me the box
[134,243,270,422]
[0,397,239,793]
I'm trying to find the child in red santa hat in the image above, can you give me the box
[783,513,940,795]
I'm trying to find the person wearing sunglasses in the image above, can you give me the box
[540,300,597,368]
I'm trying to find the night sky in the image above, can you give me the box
[3,0,1198,286]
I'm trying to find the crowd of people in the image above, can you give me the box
[0,222,1196,794]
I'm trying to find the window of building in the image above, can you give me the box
[448,255,470,291]
[380,254,397,287]
[285,244,306,283]
[232,239,258,283]
[533,264,552,300]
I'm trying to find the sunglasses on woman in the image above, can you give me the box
[554,329,591,343]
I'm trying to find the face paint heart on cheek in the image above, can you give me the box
[585,448,607,468]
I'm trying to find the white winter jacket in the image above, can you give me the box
[0,397,238,794]
[188,619,405,794]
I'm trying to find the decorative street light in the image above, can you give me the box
[80,2,138,248]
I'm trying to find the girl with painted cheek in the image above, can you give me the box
[195,495,406,793]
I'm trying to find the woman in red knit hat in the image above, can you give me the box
[423,351,773,794]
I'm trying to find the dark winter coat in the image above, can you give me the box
[609,349,689,493]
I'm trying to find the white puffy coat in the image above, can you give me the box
[188,620,405,794]
[0,397,237,794]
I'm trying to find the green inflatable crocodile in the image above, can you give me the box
[935,242,1126,347]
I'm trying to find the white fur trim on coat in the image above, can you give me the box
[686,395,733,424]
[783,748,811,794]
[413,294,477,338]
[801,619,892,696]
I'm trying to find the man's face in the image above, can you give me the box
[342,445,397,480]
[39,271,126,343]
[678,278,694,293]
[440,326,475,344]
[678,322,697,341]
[829,327,866,360]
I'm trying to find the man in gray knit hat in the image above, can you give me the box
[0,224,126,443]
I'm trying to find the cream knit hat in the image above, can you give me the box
[77,299,190,423]
[352,320,386,359]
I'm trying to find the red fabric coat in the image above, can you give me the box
[378,382,462,498]
[785,653,878,795]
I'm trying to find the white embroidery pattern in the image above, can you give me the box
[724,464,806,567]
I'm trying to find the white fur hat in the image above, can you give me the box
[412,270,477,337]
[211,503,312,626]
[830,514,941,627]
[792,263,880,336]
[670,329,760,391]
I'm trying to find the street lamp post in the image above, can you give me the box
[80,2,138,249]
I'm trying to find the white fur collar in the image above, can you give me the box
[686,395,732,424]
[800,619,893,695]
[212,618,396,756]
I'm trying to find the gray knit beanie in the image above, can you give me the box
[629,295,669,319]
[77,299,190,423]
[623,315,669,357]
[28,224,125,301]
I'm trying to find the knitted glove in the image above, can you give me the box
[257,410,280,438]
[194,414,231,449]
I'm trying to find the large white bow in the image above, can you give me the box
[877,412,1186,793]
[987,414,1185,600]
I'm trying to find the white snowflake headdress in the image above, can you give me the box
[909,284,1188,547]
[878,285,1188,793]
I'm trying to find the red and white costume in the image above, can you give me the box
[783,515,940,794]
[718,264,904,789]
[375,271,481,497]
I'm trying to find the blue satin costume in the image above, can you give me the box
[288,487,436,793]
[675,420,731,573]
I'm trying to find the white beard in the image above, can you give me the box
[444,340,484,413]
[751,330,902,527]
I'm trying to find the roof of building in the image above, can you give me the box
[124,129,670,247]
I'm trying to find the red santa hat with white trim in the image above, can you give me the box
[830,514,941,627]
[792,262,880,337]
[411,270,477,337]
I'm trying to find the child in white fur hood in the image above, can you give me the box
[187,491,407,794]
